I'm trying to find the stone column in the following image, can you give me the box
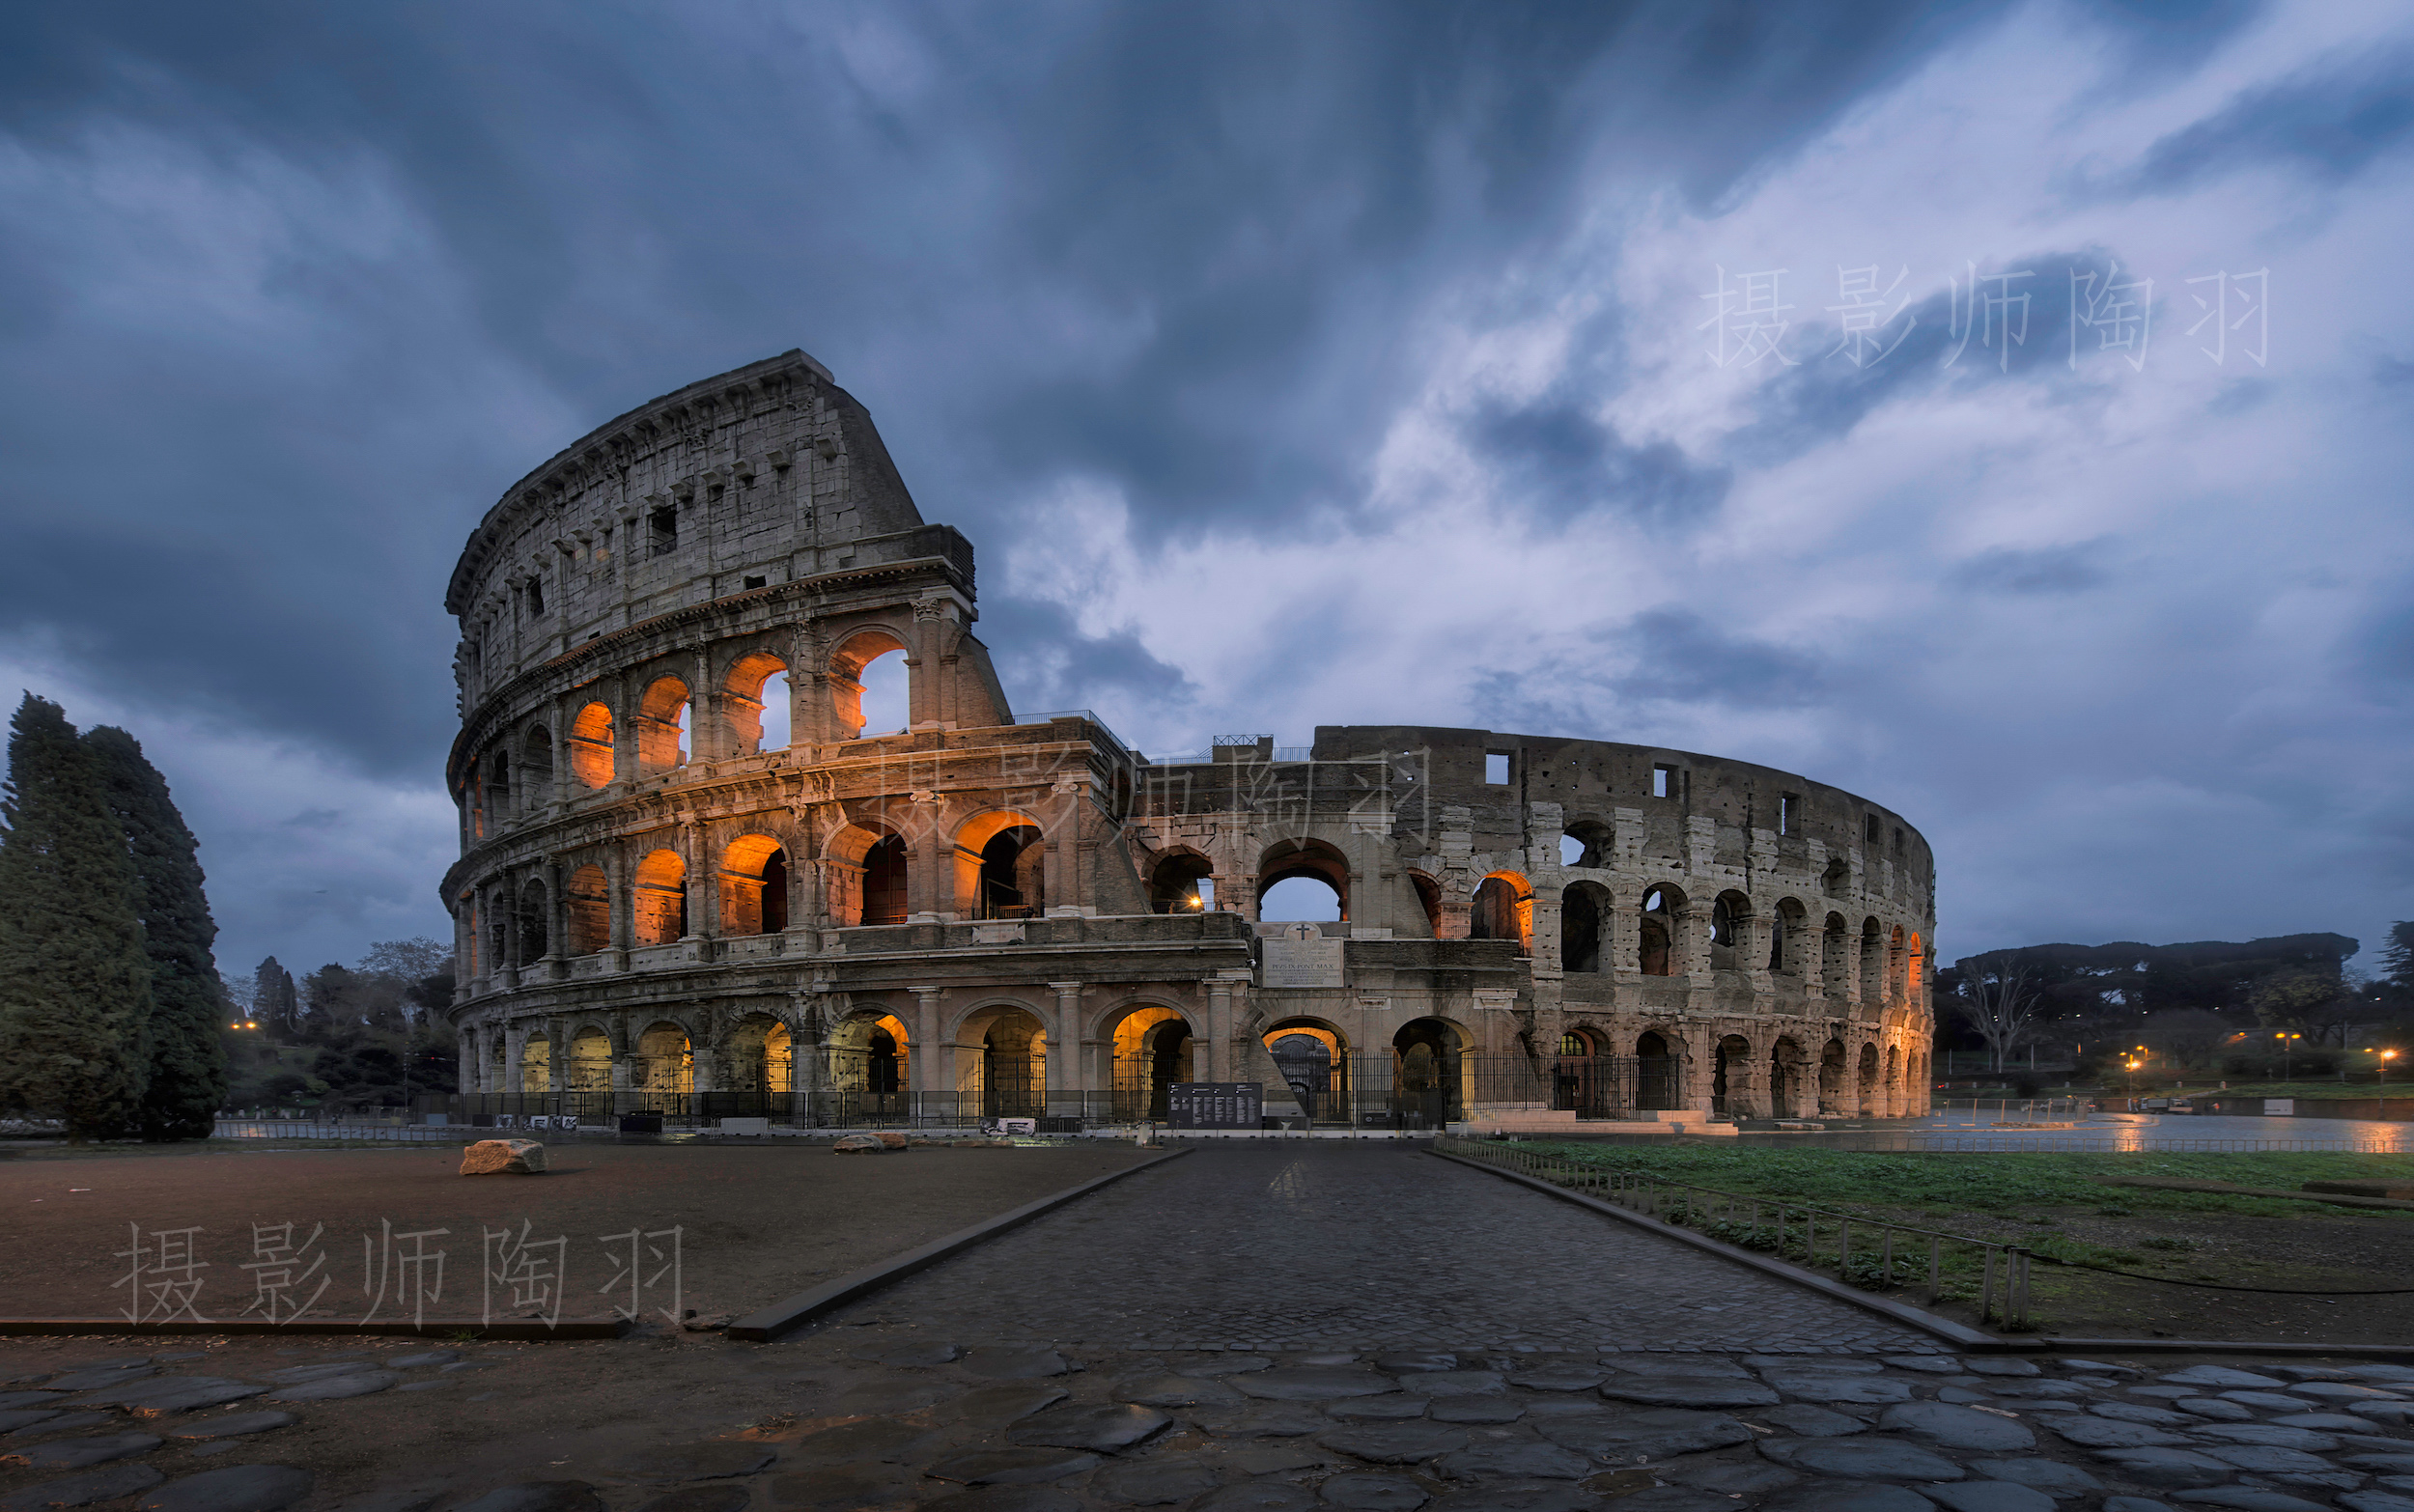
[502,1025,524,1103]
[787,995,814,1125]
[908,986,945,1099]
[606,849,632,972]
[544,859,567,980]
[608,1016,632,1115]
[1802,917,1827,1003]
[457,1033,475,1099]
[909,598,944,730]
[683,822,711,945]
[1050,981,1085,1107]
[908,791,943,919]
[692,646,717,764]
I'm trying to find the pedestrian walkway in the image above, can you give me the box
[824,1141,1928,1353]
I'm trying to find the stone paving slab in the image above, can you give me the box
[820,1142,1932,1352]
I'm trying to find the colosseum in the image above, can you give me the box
[441,350,1936,1133]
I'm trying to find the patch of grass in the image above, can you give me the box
[1506,1141,2414,1220]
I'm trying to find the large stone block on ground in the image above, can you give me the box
[460,1139,547,1175]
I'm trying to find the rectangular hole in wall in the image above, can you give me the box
[1780,793,1797,835]
[1867,813,1881,844]
[743,575,767,590]
[1894,826,1905,853]
[1484,752,1511,785]
[1652,764,1675,799]
[649,507,678,557]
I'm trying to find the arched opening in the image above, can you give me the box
[1769,1037,1806,1119]
[1860,917,1885,1003]
[1821,855,1850,897]
[831,630,912,740]
[1264,1020,1348,1124]
[636,677,690,774]
[1639,885,1684,976]
[481,746,510,823]
[1710,890,1751,969]
[978,826,1044,919]
[861,834,910,926]
[968,1006,1046,1119]
[1889,926,1907,1007]
[570,1027,611,1093]
[520,727,553,801]
[521,1035,549,1094]
[1470,871,1531,948]
[517,879,548,964]
[1905,931,1926,1002]
[720,834,790,936]
[1109,1006,1193,1121]
[1858,1042,1880,1117]
[1560,820,1613,870]
[1560,884,1605,972]
[569,702,615,789]
[484,889,507,973]
[830,1011,912,1113]
[1408,872,1443,938]
[632,849,688,946]
[633,1022,692,1103]
[724,1014,794,1101]
[1636,1029,1680,1110]
[566,864,610,955]
[722,652,791,754]
[1391,1018,1463,1126]
[1713,1033,1753,1116]
[1553,1026,1603,1112]
[1772,898,1808,974]
[1257,839,1349,921]
[1820,1037,1847,1116]
[1148,851,1215,915]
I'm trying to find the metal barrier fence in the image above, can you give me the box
[1896,1133,2412,1154]
[1932,1098,2093,1123]
[1436,1134,2037,1330]
[212,1120,463,1142]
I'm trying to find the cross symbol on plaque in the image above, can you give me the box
[1292,923,1315,941]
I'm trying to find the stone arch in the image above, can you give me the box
[568,1022,612,1094]
[633,1020,693,1101]
[721,650,790,754]
[520,1025,550,1094]
[1263,1017,1351,1122]
[632,849,688,946]
[829,626,912,740]
[1772,897,1809,974]
[1860,916,1885,1002]
[1889,925,1908,1007]
[635,676,689,774]
[1391,1016,1469,1123]
[1709,888,1752,968]
[1713,1032,1754,1117]
[723,1011,794,1097]
[1884,1043,1903,1117]
[1406,871,1443,938]
[569,701,615,789]
[1471,870,1531,949]
[720,833,790,936]
[1635,1027,1682,1109]
[954,808,1048,919]
[1905,930,1926,1003]
[1560,817,1614,869]
[1822,911,1851,996]
[1552,1023,1608,1113]
[516,877,548,964]
[1560,881,1611,972]
[1821,854,1850,897]
[956,1001,1048,1117]
[1639,883,1686,976]
[830,1008,912,1101]
[1769,1035,1809,1119]
[1256,837,1350,921]
[1147,847,1215,915]
[1103,1002,1195,1120]
[1858,1041,1880,1116]
[1819,1036,1848,1116]
[520,726,554,799]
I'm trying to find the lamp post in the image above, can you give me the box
[2124,1057,2142,1098]
[2381,1049,2400,1088]
[2275,1031,2301,1082]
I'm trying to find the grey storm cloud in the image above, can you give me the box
[1950,543,2115,596]
[2118,44,2414,193]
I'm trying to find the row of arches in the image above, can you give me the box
[1562,882,1924,1000]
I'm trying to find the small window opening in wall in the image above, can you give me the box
[649,507,678,557]
[1484,752,1511,785]
[1894,826,1904,853]
[526,579,545,618]
[1652,764,1676,799]
[1779,793,1797,835]
[743,574,767,591]
[1866,813,1881,844]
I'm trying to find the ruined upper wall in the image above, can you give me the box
[445,350,932,700]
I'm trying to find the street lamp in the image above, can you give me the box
[2124,1057,2142,1097]
[2274,1031,2301,1081]
[2380,1049,2400,1087]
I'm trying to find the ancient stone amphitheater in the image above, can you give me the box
[442,350,1935,1131]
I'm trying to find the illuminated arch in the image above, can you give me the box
[829,627,912,739]
[569,702,615,789]
[632,849,687,946]
[721,651,790,754]
[720,833,790,936]
[635,677,689,773]
[1471,870,1531,949]
[952,809,1048,919]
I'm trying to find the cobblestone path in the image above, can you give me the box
[823,1141,1931,1353]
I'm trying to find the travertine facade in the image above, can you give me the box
[442,351,1934,1126]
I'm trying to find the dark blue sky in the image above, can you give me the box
[1,1,2408,983]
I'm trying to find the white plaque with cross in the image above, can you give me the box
[1259,921,1344,988]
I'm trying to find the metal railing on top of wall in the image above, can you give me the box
[1435,1134,2036,1330]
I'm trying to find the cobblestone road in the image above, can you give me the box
[824,1141,1930,1354]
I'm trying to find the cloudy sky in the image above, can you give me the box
[2,0,2409,984]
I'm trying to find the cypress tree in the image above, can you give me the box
[0,695,153,1137]
[256,957,298,1033]
[86,726,231,1139]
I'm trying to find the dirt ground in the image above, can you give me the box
[0,1139,1156,1325]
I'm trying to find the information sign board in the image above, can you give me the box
[1165,1082,1264,1130]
